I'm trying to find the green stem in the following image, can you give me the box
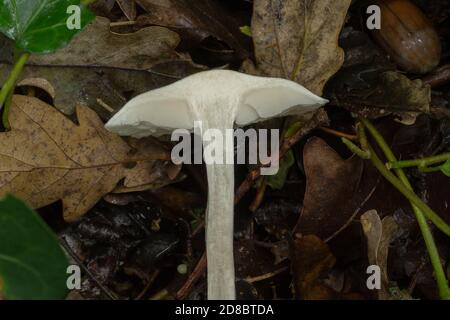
[366,144,450,236]
[388,153,450,170]
[360,119,450,300]
[2,48,24,130]
[419,165,443,173]
[342,137,371,159]
[0,52,29,122]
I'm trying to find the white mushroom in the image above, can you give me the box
[105,70,327,299]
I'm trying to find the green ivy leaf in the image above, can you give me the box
[0,0,94,53]
[0,195,69,300]
[265,150,295,190]
[440,159,450,177]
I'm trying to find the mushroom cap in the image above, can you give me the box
[105,70,328,137]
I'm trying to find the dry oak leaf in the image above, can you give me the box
[0,95,175,222]
[245,0,352,95]
[28,17,180,71]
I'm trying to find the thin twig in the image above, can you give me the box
[134,269,160,300]
[319,126,357,140]
[110,21,137,27]
[249,178,267,212]
[245,266,289,283]
[175,252,207,300]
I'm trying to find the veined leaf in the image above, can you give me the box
[0,0,94,53]
[0,95,177,222]
[0,195,69,299]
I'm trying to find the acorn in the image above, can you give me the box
[371,0,441,74]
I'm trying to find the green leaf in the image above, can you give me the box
[440,159,450,177]
[0,0,94,53]
[0,195,69,300]
[239,25,252,37]
[265,150,295,190]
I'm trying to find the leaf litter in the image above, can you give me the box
[0,0,449,300]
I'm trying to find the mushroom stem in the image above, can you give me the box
[205,160,236,299]
[193,98,238,300]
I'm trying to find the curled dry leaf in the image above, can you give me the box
[244,0,352,95]
[0,95,178,222]
[361,210,404,299]
[17,77,56,99]
[294,137,363,240]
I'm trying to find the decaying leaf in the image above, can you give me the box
[0,15,206,116]
[0,59,205,118]
[294,137,363,240]
[331,70,431,122]
[361,210,405,299]
[244,0,352,95]
[135,0,250,56]
[291,235,337,299]
[379,72,430,116]
[0,95,179,222]
[27,17,180,71]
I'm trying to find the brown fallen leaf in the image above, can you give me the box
[89,0,116,20]
[361,210,407,300]
[243,0,352,95]
[135,0,250,57]
[294,137,364,240]
[0,95,178,222]
[331,70,431,123]
[0,16,206,117]
[0,59,205,118]
[27,17,180,71]
[291,235,337,299]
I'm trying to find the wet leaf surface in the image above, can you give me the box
[0,0,94,53]
[60,199,184,299]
